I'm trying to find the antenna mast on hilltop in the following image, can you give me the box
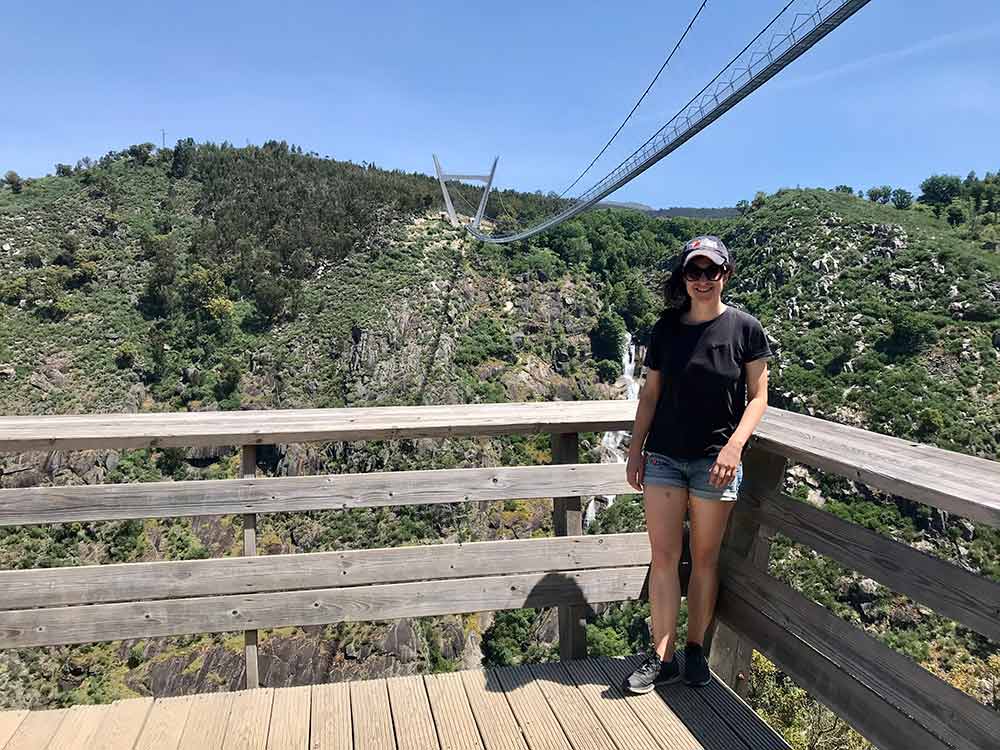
[432,154,498,230]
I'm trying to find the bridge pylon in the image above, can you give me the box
[432,154,498,229]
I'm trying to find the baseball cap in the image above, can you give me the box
[681,236,730,267]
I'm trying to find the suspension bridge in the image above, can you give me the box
[434,0,873,244]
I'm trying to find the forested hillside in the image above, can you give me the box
[0,142,997,749]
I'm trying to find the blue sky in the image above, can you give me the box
[2,0,998,208]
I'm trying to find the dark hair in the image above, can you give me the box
[661,255,736,313]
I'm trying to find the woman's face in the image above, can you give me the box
[683,256,729,303]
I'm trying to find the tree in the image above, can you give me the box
[735,199,750,215]
[919,174,962,216]
[55,163,73,177]
[833,185,854,194]
[590,311,627,363]
[127,143,155,165]
[170,138,196,178]
[890,188,913,210]
[866,186,891,204]
[3,170,22,193]
[947,204,965,227]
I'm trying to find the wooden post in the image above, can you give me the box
[241,444,260,689]
[706,444,786,697]
[550,432,586,661]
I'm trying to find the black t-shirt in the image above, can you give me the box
[642,306,772,460]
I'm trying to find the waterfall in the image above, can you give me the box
[586,331,640,526]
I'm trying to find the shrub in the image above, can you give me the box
[3,170,22,193]
[596,359,623,383]
[55,163,73,177]
[590,311,626,362]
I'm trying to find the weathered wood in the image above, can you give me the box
[0,533,651,610]
[221,689,273,750]
[493,665,572,750]
[266,685,311,750]
[560,659,661,750]
[242,445,260,691]
[46,704,109,750]
[133,696,194,750]
[674,651,789,750]
[91,698,154,750]
[0,400,635,452]
[720,560,999,750]
[655,674,752,750]
[178,692,234,750]
[551,432,587,662]
[528,662,616,750]
[717,590,951,750]
[707,447,786,697]
[309,682,351,750]
[350,679,394,750]
[387,675,439,750]
[592,658,702,750]
[459,669,529,750]
[754,490,1000,641]
[0,711,28,750]
[425,672,484,750]
[3,709,67,750]
[0,462,632,526]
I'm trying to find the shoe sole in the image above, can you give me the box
[623,674,682,695]
[683,676,712,687]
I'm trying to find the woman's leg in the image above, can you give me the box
[685,495,736,645]
[642,484,689,660]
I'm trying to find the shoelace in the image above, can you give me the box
[637,653,660,676]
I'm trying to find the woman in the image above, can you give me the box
[624,235,771,692]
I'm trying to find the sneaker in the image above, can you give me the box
[682,643,711,687]
[623,652,681,694]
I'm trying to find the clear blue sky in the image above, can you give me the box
[2,0,998,208]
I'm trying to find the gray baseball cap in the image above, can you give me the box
[681,235,730,267]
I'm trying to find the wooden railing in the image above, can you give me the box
[1,401,998,750]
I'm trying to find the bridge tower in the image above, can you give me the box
[432,154,498,229]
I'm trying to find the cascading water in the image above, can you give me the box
[586,331,640,526]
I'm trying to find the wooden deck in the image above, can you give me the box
[0,655,789,750]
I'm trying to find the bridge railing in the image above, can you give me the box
[1,401,998,750]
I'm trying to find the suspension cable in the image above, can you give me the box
[558,0,709,199]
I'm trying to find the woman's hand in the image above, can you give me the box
[709,441,742,488]
[626,450,645,492]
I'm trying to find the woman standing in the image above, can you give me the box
[624,235,771,692]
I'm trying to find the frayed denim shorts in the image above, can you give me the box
[643,450,743,502]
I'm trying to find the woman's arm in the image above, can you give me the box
[709,358,768,488]
[626,368,662,491]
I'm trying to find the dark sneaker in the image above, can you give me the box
[624,652,681,694]
[682,643,711,687]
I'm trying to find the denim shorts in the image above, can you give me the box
[643,450,743,502]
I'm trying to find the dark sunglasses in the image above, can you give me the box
[682,263,726,282]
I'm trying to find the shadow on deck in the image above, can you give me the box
[0,654,788,750]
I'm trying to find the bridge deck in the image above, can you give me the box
[0,655,788,750]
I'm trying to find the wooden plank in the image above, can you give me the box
[674,651,789,750]
[527,662,615,750]
[387,674,439,750]
[551,432,587,662]
[3,709,67,750]
[0,533,650,610]
[0,463,631,526]
[267,685,312,750]
[720,560,998,750]
[0,566,648,648]
[0,711,28,749]
[717,590,950,750]
[0,400,635,452]
[221,689,274,750]
[592,657,702,750]
[91,698,154,750]
[309,682,351,750]
[493,665,571,750]
[753,490,1000,641]
[707,449,785,697]
[654,677,752,750]
[755,410,1000,527]
[46,704,109,750]
[350,679,394,750]
[134,696,195,750]
[242,445,260,691]
[459,669,528,750]
[560,659,661,750]
[178,692,235,750]
[424,672,483,750]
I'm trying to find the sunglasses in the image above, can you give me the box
[683,263,726,282]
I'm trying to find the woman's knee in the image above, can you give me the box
[690,547,721,572]
[650,545,683,570]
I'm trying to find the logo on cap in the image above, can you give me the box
[689,240,701,249]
